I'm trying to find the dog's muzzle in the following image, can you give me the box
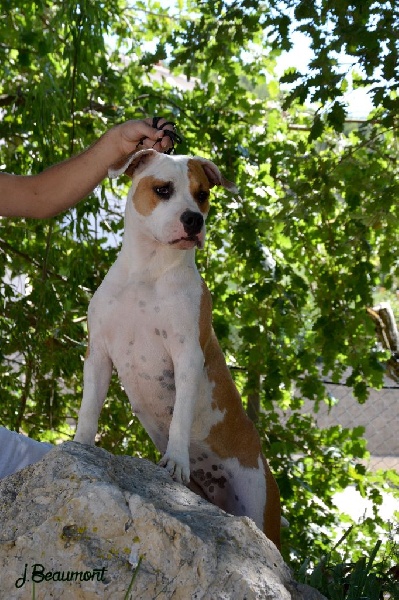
[180,210,204,237]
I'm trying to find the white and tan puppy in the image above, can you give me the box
[74,149,281,548]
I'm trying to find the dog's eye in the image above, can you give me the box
[196,191,209,204]
[154,185,172,200]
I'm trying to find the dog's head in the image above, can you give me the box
[109,150,238,250]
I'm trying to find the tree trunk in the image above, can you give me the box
[246,371,261,423]
[367,301,399,383]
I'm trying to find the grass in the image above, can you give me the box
[297,527,399,600]
[124,556,143,600]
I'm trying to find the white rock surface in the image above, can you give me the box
[0,442,324,599]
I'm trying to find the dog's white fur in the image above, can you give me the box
[74,150,281,548]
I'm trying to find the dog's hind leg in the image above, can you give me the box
[189,450,281,548]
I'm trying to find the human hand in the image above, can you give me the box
[115,118,179,157]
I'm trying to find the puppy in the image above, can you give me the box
[74,149,281,548]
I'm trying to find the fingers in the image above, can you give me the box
[115,117,180,163]
[135,134,169,153]
[143,116,174,136]
[142,117,177,153]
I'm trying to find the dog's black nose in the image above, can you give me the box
[180,210,204,236]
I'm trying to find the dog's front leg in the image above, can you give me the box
[74,348,113,444]
[159,345,204,485]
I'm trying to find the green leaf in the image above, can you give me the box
[308,114,324,141]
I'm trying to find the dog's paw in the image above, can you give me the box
[159,454,190,485]
[74,432,95,444]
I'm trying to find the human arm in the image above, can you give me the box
[0,118,174,218]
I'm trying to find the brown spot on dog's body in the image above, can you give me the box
[199,280,261,469]
[262,455,281,549]
[198,278,281,549]
[187,160,211,213]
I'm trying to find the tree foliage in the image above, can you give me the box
[1,0,398,575]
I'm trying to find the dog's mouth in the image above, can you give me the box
[169,235,203,249]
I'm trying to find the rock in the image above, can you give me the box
[0,442,326,599]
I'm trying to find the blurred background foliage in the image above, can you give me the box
[1,0,398,590]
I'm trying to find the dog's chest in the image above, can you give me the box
[97,278,174,365]
[91,269,202,408]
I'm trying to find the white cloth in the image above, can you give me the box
[0,426,52,479]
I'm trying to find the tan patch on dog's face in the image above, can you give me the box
[187,160,211,214]
[132,177,172,216]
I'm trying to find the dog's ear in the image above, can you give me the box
[192,157,238,193]
[108,149,158,180]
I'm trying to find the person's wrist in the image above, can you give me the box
[101,124,126,161]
